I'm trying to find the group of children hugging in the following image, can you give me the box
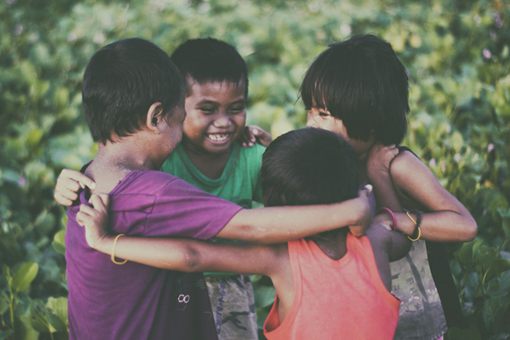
[53,34,477,339]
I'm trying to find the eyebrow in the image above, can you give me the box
[196,98,246,106]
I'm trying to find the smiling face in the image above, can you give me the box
[182,79,246,156]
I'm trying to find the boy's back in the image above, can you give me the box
[264,233,399,340]
[259,128,405,339]
[66,170,241,339]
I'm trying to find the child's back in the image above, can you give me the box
[259,128,407,339]
[265,233,400,340]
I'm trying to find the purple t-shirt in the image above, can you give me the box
[65,170,242,339]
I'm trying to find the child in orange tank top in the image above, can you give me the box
[77,128,410,339]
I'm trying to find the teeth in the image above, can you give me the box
[208,133,229,142]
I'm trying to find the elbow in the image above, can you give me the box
[234,223,271,244]
[180,245,203,272]
[463,217,478,241]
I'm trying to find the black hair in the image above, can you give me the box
[300,34,409,145]
[261,128,360,208]
[82,38,185,143]
[170,37,248,97]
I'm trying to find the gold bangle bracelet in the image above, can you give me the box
[405,210,422,241]
[405,211,417,225]
[407,226,422,241]
[111,234,128,265]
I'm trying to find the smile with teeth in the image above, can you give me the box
[206,133,231,144]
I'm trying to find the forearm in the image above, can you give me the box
[220,197,367,244]
[93,236,205,271]
[93,235,277,275]
[394,210,477,242]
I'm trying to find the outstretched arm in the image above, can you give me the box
[217,186,373,243]
[77,195,283,276]
[388,151,477,241]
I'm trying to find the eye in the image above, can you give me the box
[199,105,216,115]
[318,109,331,117]
[228,105,246,115]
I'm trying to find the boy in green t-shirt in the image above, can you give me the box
[55,38,271,340]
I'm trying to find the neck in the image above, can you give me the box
[87,138,162,192]
[310,229,348,260]
[181,140,232,179]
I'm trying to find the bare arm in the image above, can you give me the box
[388,151,477,241]
[366,144,402,211]
[77,195,283,276]
[366,221,411,290]
[217,187,372,243]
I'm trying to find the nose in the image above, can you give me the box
[212,113,232,128]
[306,111,317,128]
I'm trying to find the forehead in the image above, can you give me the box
[186,78,246,101]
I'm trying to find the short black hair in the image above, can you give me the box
[82,38,185,143]
[300,34,409,145]
[261,128,360,207]
[170,37,248,97]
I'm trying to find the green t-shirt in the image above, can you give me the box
[161,142,265,208]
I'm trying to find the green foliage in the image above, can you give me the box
[0,0,508,339]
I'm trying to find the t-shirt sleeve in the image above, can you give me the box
[144,178,243,240]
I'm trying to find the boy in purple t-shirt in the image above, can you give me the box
[66,37,371,339]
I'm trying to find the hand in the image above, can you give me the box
[239,125,272,147]
[54,169,96,206]
[349,184,375,236]
[76,194,110,249]
[366,144,399,182]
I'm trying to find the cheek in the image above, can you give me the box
[234,113,246,126]
[306,117,317,128]
[182,113,207,137]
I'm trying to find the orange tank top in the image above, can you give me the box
[263,233,400,340]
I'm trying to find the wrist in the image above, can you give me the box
[94,235,114,253]
[394,212,421,237]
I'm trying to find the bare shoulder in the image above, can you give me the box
[390,149,441,192]
[390,149,429,178]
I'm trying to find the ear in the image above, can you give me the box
[145,102,164,133]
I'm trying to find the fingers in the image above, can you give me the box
[61,169,96,190]
[76,205,95,227]
[77,200,106,228]
[54,169,96,206]
[89,194,109,214]
[240,126,256,147]
[54,191,74,206]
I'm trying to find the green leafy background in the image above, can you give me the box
[0,0,509,339]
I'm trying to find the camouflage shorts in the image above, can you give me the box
[205,275,258,340]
